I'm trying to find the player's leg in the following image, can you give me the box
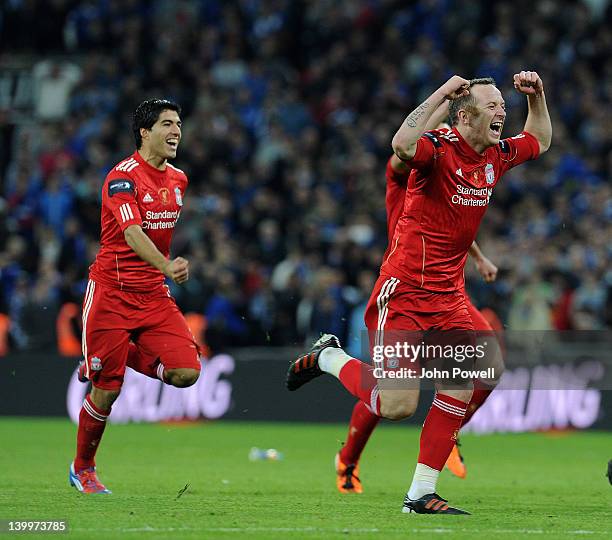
[405,383,472,505]
[404,385,472,514]
[439,299,504,478]
[335,383,420,494]
[334,302,422,493]
[164,366,200,387]
[461,299,504,427]
[80,341,163,382]
[135,295,201,388]
[127,340,198,386]
[404,303,475,514]
[71,281,130,494]
[336,400,379,493]
[288,276,420,420]
[287,333,381,413]
[125,341,165,380]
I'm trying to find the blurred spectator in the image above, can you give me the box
[32,60,81,121]
[1,0,611,353]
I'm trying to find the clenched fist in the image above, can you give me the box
[440,75,471,100]
[475,256,498,283]
[513,71,544,96]
[163,256,189,285]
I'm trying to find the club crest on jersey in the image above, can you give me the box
[90,356,102,371]
[485,163,495,185]
[158,187,170,205]
[386,357,399,369]
[174,187,183,207]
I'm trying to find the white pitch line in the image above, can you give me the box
[70,526,602,535]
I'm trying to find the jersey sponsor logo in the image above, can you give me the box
[115,158,139,172]
[108,179,135,196]
[158,187,170,205]
[142,209,180,230]
[485,163,495,184]
[143,193,154,203]
[142,220,178,230]
[119,203,135,223]
[145,210,179,220]
[174,186,183,206]
[451,184,492,206]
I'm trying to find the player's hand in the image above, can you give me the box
[440,75,471,100]
[164,257,189,284]
[513,71,544,96]
[475,256,498,283]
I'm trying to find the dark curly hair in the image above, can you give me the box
[448,78,496,126]
[132,99,181,149]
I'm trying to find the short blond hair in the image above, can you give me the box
[448,77,496,126]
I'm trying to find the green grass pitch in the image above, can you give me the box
[0,418,610,539]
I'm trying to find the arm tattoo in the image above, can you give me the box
[404,102,430,128]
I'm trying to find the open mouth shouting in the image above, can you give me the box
[489,121,503,138]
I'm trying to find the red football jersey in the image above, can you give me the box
[383,128,454,258]
[89,151,188,292]
[381,128,540,292]
[382,157,409,261]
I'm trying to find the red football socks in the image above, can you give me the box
[126,342,163,381]
[338,359,381,415]
[461,388,492,427]
[417,393,467,471]
[74,394,110,471]
[339,400,380,465]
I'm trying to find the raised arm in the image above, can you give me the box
[391,75,470,161]
[424,100,451,131]
[513,70,552,154]
[390,101,452,173]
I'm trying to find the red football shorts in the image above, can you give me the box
[364,274,475,333]
[81,279,201,391]
[363,274,476,381]
[465,296,493,331]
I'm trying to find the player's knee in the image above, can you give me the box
[492,360,505,384]
[482,368,503,388]
[90,386,121,410]
[380,396,418,420]
[478,341,504,386]
[166,368,200,388]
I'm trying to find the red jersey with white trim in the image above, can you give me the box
[89,151,187,292]
[383,158,409,260]
[381,128,539,292]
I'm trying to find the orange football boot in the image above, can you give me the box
[335,453,363,493]
[445,444,467,479]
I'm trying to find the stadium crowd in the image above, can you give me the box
[0,0,611,353]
